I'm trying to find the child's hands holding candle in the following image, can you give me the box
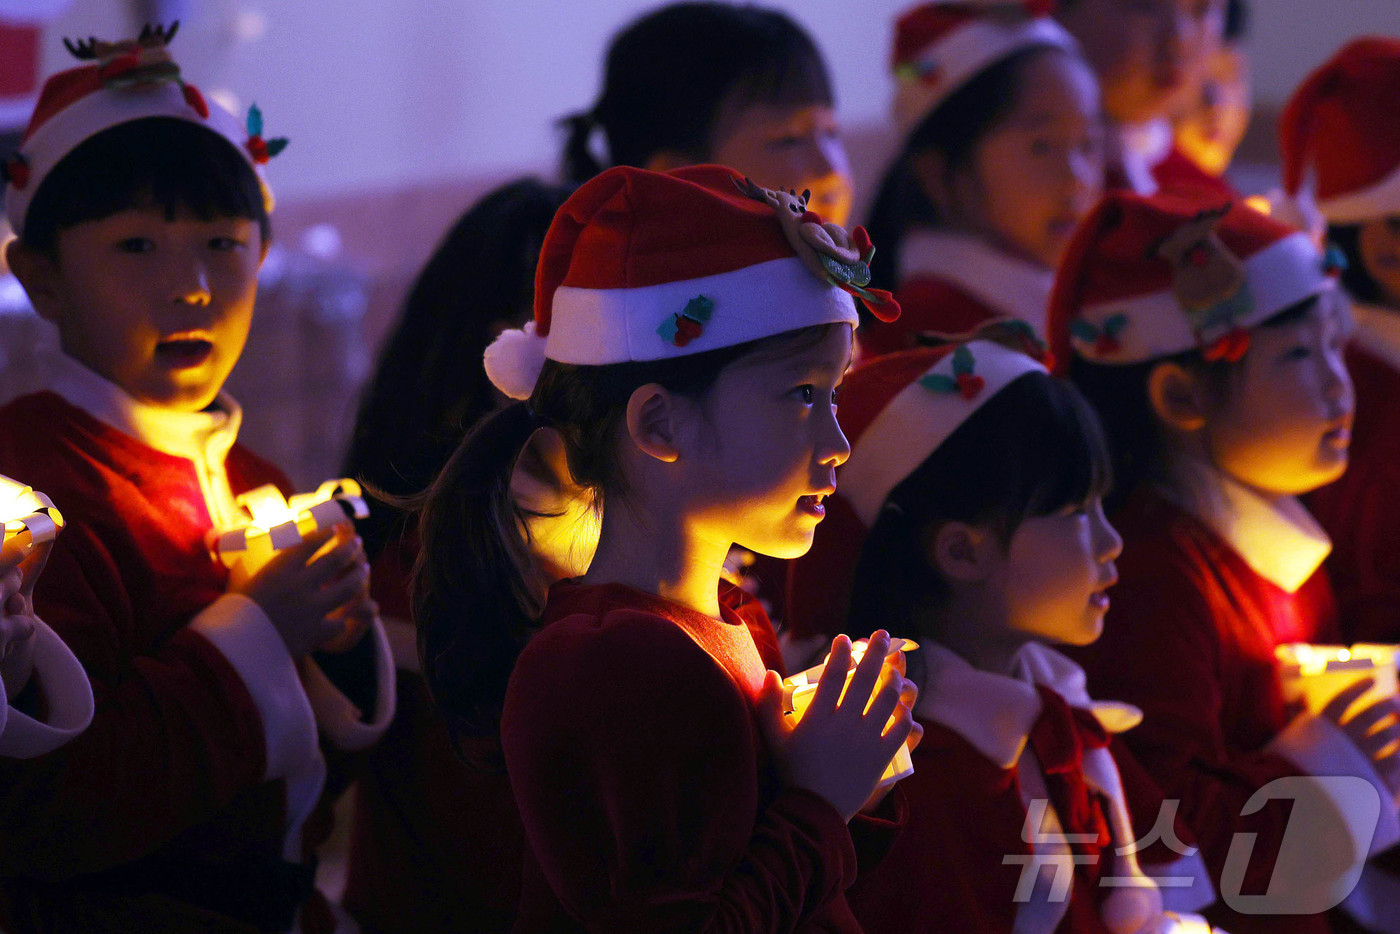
[0,561,38,698]
[756,630,921,822]
[1320,679,1400,798]
[231,524,373,659]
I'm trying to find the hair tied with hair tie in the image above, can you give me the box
[484,320,549,401]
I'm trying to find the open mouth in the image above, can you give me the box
[155,338,214,369]
[798,493,828,518]
[1322,424,1352,451]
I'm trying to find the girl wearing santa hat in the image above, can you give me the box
[786,337,1219,933]
[414,163,915,930]
[1052,189,1400,933]
[861,1,1106,358]
[1282,38,1400,654]
[0,477,92,761]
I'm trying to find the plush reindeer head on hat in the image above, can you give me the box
[64,22,183,90]
[1151,205,1255,362]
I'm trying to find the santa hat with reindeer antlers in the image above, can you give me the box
[786,339,1045,639]
[1045,190,1339,373]
[484,164,899,400]
[3,22,286,237]
[890,0,1077,140]
[1280,37,1400,225]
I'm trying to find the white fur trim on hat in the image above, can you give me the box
[893,17,1078,140]
[485,319,549,401]
[548,257,855,366]
[0,617,94,758]
[1318,161,1400,224]
[1070,232,1332,365]
[6,77,265,237]
[841,340,1045,527]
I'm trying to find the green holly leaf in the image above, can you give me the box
[919,374,958,394]
[266,137,289,157]
[656,316,679,343]
[1104,313,1128,337]
[1070,320,1098,342]
[684,295,714,323]
[952,344,975,377]
[247,103,263,138]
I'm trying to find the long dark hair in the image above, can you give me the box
[864,46,1062,298]
[560,2,833,183]
[1328,223,1389,306]
[343,178,574,557]
[846,371,1112,638]
[416,324,841,758]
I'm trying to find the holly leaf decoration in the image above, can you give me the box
[1070,320,1099,342]
[683,295,714,324]
[1103,313,1128,337]
[266,137,289,158]
[919,373,958,394]
[951,344,975,377]
[247,103,263,138]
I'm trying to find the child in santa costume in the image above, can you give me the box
[1055,0,1235,199]
[784,339,1217,932]
[0,27,394,933]
[0,476,93,761]
[1282,38,1400,654]
[1052,190,1399,933]
[861,0,1105,358]
[415,163,915,931]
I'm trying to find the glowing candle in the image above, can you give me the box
[1276,642,1398,717]
[214,478,368,584]
[0,474,63,557]
[784,638,918,788]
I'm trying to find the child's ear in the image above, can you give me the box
[5,240,62,323]
[624,383,682,463]
[1146,360,1210,432]
[643,150,695,174]
[925,521,998,583]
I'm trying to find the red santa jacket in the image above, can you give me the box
[0,389,391,933]
[857,230,1054,361]
[847,641,1215,934]
[1070,483,1400,934]
[1109,120,1236,200]
[1307,315,1400,644]
[501,579,904,932]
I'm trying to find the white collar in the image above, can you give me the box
[1115,119,1173,195]
[914,641,1142,769]
[897,229,1055,336]
[1158,455,1332,593]
[43,351,242,464]
[1351,302,1400,374]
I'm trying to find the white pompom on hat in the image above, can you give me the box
[3,23,281,237]
[483,164,878,401]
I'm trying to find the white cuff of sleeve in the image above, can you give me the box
[1340,861,1400,933]
[0,617,94,759]
[189,593,319,781]
[1143,848,1216,915]
[303,615,396,751]
[1269,712,1400,856]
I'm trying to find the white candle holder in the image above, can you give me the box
[1276,642,1399,717]
[213,478,369,585]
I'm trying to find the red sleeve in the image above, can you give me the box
[0,521,269,876]
[1073,547,1305,893]
[502,610,857,933]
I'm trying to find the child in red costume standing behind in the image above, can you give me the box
[1053,190,1400,933]
[0,27,393,933]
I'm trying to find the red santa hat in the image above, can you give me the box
[3,23,283,238]
[786,340,1045,639]
[1280,37,1400,224]
[891,0,1077,139]
[484,164,897,400]
[1046,190,1336,372]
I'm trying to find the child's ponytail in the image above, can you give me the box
[414,401,543,764]
[559,110,605,186]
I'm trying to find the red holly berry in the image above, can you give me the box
[246,136,270,165]
[182,84,210,119]
[956,373,985,400]
[674,316,703,347]
[5,159,29,190]
[1186,244,1209,267]
[1094,333,1120,355]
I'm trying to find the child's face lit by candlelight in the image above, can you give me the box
[11,207,264,413]
[1357,217,1400,308]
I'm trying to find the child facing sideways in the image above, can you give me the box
[0,27,393,933]
[1053,190,1398,933]
[414,164,916,931]
[787,339,1218,932]
[862,1,1105,357]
